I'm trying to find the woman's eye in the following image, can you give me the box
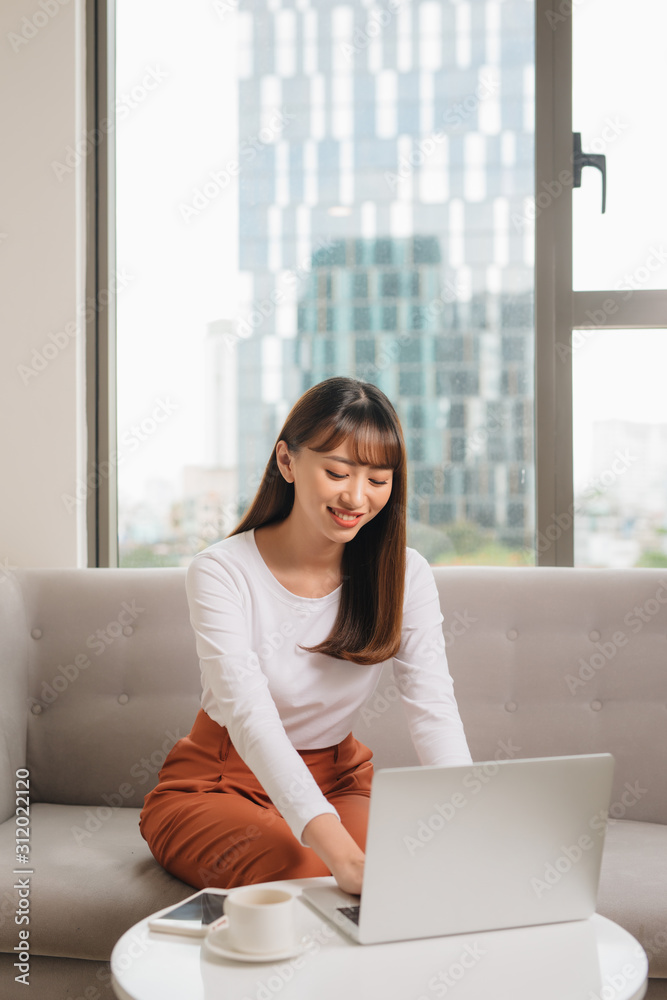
[326,470,389,485]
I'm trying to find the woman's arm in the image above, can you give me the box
[185,551,340,842]
[394,549,473,765]
[301,813,365,894]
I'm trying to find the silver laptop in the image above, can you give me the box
[301,753,614,944]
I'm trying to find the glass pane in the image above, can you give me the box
[573,330,667,568]
[115,4,238,566]
[573,0,667,291]
[116,1,536,568]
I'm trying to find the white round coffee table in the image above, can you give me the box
[111,877,649,1000]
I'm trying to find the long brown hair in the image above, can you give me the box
[230,377,407,665]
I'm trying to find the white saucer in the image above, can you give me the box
[205,925,309,963]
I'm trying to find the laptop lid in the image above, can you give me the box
[356,753,614,944]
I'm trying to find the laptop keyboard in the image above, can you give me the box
[337,905,360,926]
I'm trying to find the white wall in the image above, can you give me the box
[0,0,87,568]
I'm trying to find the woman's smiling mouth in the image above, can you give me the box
[327,507,364,527]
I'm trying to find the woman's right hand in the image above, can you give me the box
[301,813,366,895]
[329,854,365,895]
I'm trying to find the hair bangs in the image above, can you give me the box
[307,409,403,472]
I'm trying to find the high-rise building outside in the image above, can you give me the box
[234,0,535,561]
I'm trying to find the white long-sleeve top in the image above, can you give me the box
[185,528,472,844]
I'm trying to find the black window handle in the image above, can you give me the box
[572,132,606,213]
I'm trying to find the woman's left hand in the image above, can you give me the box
[302,813,365,894]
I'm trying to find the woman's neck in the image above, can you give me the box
[254,516,343,598]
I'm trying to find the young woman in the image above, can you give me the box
[139,377,472,895]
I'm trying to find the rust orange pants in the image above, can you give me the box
[139,709,373,889]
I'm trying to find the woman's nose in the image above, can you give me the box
[340,476,365,509]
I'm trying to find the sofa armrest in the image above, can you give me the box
[0,572,28,824]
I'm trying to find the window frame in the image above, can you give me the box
[534,0,574,565]
[86,0,117,567]
[89,0,581,568]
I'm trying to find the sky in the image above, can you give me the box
[572,0,667,488]
[115,1,239,504]
[114,0,667,508]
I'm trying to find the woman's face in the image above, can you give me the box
[276,434,394,544]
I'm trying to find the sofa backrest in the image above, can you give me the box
[0,572,28,824]
[9,565,667,825]
[16,569,200,817]
[361,566,667,826]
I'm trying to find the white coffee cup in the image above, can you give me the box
[224,886,298,955]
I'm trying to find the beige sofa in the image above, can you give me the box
[1,566,666,1000]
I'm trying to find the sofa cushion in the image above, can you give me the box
[597,819,667,977]
[2,805,665,977]
[17,569,201,810]
[0,804,193,961]
[0,954,114,1000]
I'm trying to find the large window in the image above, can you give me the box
[571,0,667,568]
[114,1,537,568]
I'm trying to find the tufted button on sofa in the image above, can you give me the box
[1,566,666,999]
